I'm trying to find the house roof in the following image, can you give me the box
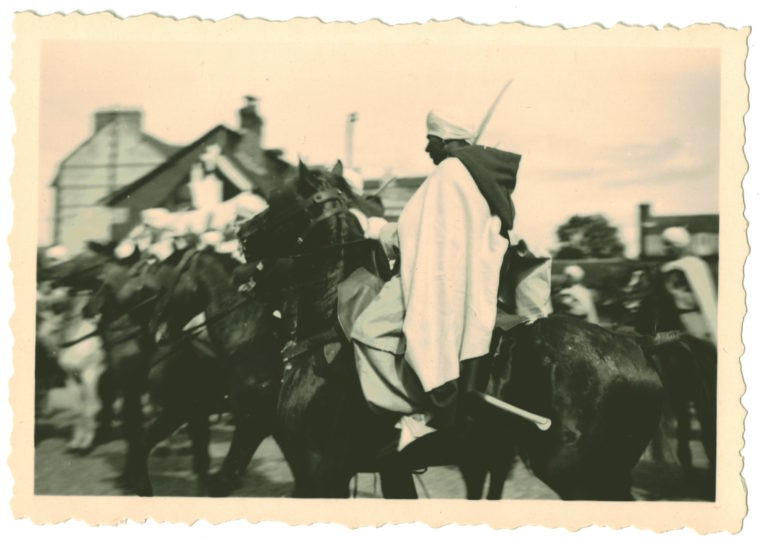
[101,124,294,209]
[642,213,719,235]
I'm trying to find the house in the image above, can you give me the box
[102,96,295,240]
[638,203,719,260]
[50,108,179,253]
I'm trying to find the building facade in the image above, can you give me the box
[102,97,295,239]
[638,203,719,260]
[50,109,178,253]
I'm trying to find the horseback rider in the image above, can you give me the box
[350,108,551,449]
[557,265,600,324]
[659,227,717,346]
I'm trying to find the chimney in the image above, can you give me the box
[239,95,263,133]
[94,108,142,133]
[345,112,358,171]
[235,96,266,177]
[638,203,651,259]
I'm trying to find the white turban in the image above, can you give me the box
[46,245,69,262]
[564,265,585,283]
[142,208,172,230]
[114,239,137,260]
[661,227,691,249]
[426,108,476,142]
[199,230,224,249]
[148,238,175,262]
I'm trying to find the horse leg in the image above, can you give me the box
[271,434,315,498]
[379,468,418,499]
[117,386,144,488]
[131,406,187,496]
[95,367,117,444]
[210,386,274,497]
[486,455,514,500]
[187,408,212,496]
[458,460,488,500]
[313,456,354,498]
[674,399,694,480]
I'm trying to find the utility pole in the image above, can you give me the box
[345,112,358,170]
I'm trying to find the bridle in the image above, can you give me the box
[243,186,373,262]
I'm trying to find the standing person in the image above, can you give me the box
[659,227,717,346]
[557,265,600,324]
[350,108,551,449]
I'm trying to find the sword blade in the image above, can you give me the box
[472,78,514,145]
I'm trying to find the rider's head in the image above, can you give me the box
[425,108,475,165]
[563,265,585,286]
[661,227,691,258]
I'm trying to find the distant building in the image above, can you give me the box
[363,176,427,222]
[638,203,719,260]
[50,108,179,253]
[102,96,295,239]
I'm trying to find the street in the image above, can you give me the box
[34,387,713,500]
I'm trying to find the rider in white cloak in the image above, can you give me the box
[350,108,551,448]
[558,265,600,324]
[659,227,717,346]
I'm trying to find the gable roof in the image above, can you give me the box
[101,124,295,210]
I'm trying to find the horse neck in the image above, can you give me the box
[194,251,240,317]
[293,217,356,340]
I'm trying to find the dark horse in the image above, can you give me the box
[238,162,664,500]
[149,246,285,496]
[633,266,717,495]
[84,246,221,495]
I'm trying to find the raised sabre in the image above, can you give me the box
[373,78,515,197]
[472,77,514,145]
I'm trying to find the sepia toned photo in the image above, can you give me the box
[9,12,749,532]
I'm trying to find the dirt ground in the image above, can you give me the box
[34,386,713,500]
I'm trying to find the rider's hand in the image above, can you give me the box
[378,222,399,260]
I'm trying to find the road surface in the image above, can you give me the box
[34,387,713,500]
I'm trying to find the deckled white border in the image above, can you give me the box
[1,2,765,538]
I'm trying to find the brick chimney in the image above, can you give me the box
[235,96,266,177]
[239,96,263,134]
[94,108,142,133]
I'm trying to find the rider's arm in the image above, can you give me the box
[366,218,399,260]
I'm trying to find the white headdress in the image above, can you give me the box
[564,265,585,283]
[661,227,691,249]
[426,108,476,142]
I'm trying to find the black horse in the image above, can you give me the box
[148,245,286,497]
[237,162,664,500]
[83,246,221,495]
[633,266,717,496]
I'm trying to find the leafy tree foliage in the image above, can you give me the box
[554,214,625,259]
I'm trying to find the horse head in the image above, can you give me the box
[239,161,373,339]
[82,248,142,320]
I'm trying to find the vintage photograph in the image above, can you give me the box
[9,12,749,531]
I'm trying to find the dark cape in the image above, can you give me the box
[448,145,520,237]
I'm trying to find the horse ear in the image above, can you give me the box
[298,160,310,181]
[331,159,344,177]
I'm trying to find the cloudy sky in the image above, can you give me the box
[37,22,720,256]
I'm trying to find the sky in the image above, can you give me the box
[37,28,720,256]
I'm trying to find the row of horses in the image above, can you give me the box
[37,162,717,499]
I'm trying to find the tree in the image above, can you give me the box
[554,214,625,259]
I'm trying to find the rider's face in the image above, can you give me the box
[425,135,447,165]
